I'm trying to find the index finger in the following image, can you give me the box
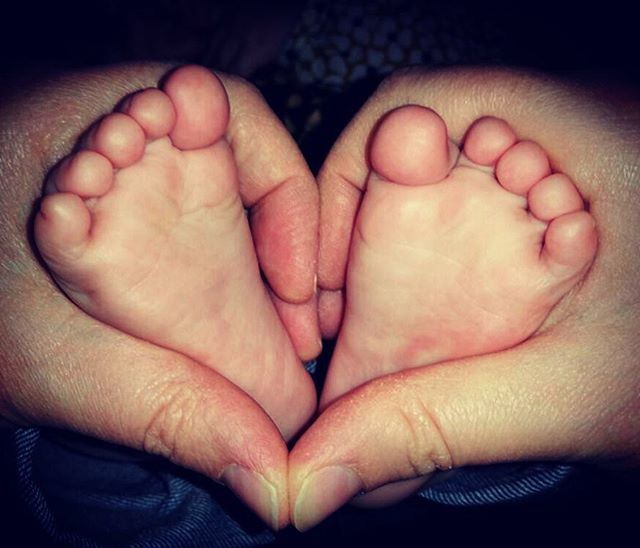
[220,74,319,304]
[219,74,321,358]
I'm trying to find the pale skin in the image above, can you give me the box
[0,64,321,530]
[34,66,318,443]
[295,99,598,515]
[35,63,598,501]
[319,105,596,410]
[289,67,640,529]
[0,65,639,534]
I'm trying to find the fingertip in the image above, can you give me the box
[221,465,288,530]
[318,288,344,339]
[292,465,364,531]
[251,178,319,304]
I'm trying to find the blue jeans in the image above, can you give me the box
[8,425,573,547]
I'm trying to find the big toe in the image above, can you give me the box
[162,65,230,150]
[370,105,454,186]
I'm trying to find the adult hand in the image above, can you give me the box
[290,67,640,530]
[0,64,320,529]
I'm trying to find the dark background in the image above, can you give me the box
[1,0,638,81]
[1,0,638,545]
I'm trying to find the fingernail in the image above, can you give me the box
[294,465,364,531]
[221,465,280,530]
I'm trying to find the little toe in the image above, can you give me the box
[120,88,177,140]
[162,65,230,150]
[49,150,113,198]
[528,173,585,221]
[462,116,517,166]
[370,105,454,186]
[542,210,597,277]
[84,113,146,169]
[496,141,551,196]
[35,193,91,263]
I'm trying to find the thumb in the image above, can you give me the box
[289,323,639,530]
[5,322,289,530]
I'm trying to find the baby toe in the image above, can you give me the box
[528,173,585,221]
[542,210,597,278]
[84,112,146,169]
[50,150,113,198]
[35,193,91,264]
[463,116,517,167]
[496,141,551,196]
[120,88,176,140]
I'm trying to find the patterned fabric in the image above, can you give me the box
[279,0,501,89]
[13,429,275,547]
[11,428,575,546]
[255,0,504,141]
[419,464,573,506]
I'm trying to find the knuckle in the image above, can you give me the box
[393,394,454,476]
[141,378,202,462]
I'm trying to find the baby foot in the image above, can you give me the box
[34,66,316,440]
[321,105,597,408]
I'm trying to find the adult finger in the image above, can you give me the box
[219,73,321,359]
[290,313,640,530]
[1,305,290,530]
[0,64,291,529]
[293,66,640,529]
[270,290,321,362]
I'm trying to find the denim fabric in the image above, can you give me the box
[13,428,275,547]
[419,463,573,506]
[11,426,574,546]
